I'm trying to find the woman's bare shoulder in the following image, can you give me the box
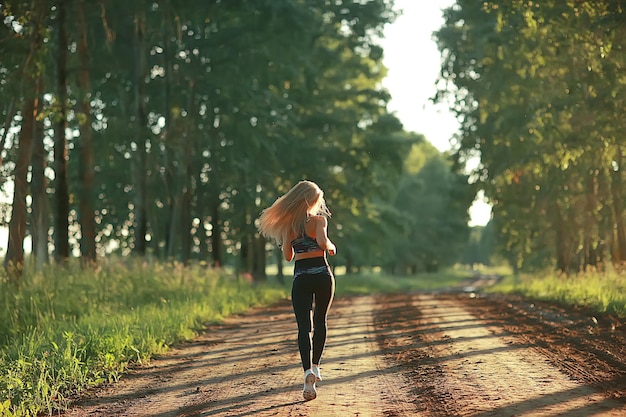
[304,215,324,235]
[310,215,328,226]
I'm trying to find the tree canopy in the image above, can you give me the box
[0,0,473,279]
[436,1,626,273]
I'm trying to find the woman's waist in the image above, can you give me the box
[294,250,326,262]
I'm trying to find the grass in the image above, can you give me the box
[0,259,287,417]
[486,268,626,318]
[334,267,471,296]
[12,258,623,416]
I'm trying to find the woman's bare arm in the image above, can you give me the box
[315,216,336,256]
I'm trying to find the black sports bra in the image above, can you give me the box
[291,234,323,254]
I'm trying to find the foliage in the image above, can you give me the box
[435,1,626,273]
[378,140,474,274]
[0,0,475,278]
[0,258,286,416]
[460,224,497,266]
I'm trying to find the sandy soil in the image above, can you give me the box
[62,279,626,417]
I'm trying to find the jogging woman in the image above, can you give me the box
[257,180,336,401]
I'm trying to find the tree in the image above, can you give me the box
[3,1,46,278]
[386,142,473,274]
[2,0,474,278]
[435,0,626,273]
[76,0,97,263]
[30,73,49,270]
[53,0,70,262]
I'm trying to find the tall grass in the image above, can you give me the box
[0,259,287,416]
[487,269,626,318]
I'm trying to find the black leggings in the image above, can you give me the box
[291,257,335,371]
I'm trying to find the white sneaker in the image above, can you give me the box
[311,365,322,382]
[302,369,317,401]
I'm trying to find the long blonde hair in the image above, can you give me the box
[257,180,331,245]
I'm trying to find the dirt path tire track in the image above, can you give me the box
[62,296,417,417]
[458,293,626,400]
[374,292,626,417]
[62,291,626,417]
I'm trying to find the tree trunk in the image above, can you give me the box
[180,187,192,264]
[4,97,36,278]
[554,205,572,274]
[77,0,97,264]
[21,6,47,272]
[582,173,600,270]
[54,0,71,262]
[252,234,267,281]
[197,207,209,261]
[240,236,249,276]
[0,98,16,166]
[30,75,49,271]
[594,167,612,271]
[180,82,194,264]
[167,193,182,259]
[610,145,626,267]
[160,13,174,259]
[344,252,353,275]
[210,198,222,267]
[132,11,148,256]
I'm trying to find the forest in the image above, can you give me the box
[0,0,475,281]
[2,0,625,281]
[436,0,626,274]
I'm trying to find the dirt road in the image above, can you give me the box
[63,286,626,416]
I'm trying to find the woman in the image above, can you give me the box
[258,180,337,401]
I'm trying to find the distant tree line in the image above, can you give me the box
[436,1,626,273]
[0,0,474,281]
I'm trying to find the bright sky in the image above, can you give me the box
[379,0,492,226]
[379,0,457,152]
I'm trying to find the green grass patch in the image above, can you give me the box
[487,269,626,318]
[334,266,472,296]
[0,259,287,417]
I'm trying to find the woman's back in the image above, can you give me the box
[292,217,322,254]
